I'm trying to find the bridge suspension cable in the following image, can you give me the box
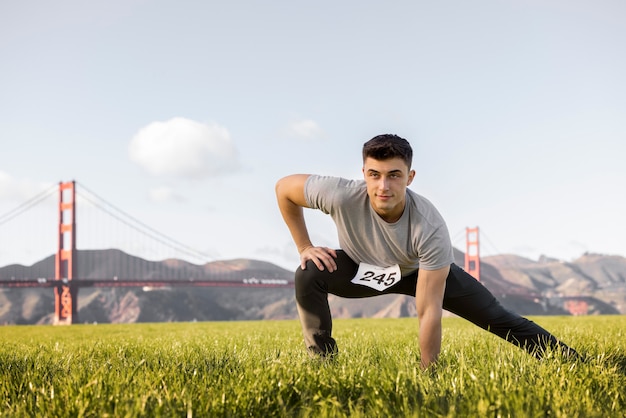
[0,184,57,227]
[76,182,212,264]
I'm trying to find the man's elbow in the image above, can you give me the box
[275,175,287,193]
[275,174,310,206]
[275,176,294,201]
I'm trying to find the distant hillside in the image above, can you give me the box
[0,249,297,325]
[0,248,624,325]
[482,252,626,315]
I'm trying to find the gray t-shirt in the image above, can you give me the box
[305,175,454,275]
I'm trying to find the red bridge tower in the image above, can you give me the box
[465,226,481,281]
[54,181,78,325]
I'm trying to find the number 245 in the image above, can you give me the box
[359,271,397,286]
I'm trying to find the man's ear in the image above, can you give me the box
[407,169,416,186]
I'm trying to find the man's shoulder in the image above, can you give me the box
[406,189,446,224]
[305,175,366,210]
[306,175,365,192]
[406,188,436,209]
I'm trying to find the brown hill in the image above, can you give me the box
[1,248,624,325]
[483,252,626,315]
[0,249,298,325]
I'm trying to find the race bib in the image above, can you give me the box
[351,262,401,292]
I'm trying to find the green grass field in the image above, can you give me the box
[1,316,624,417]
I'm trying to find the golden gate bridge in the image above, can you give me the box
[0,181,293,325]
[0,181,485,325]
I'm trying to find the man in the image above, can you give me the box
[275,134,577,369]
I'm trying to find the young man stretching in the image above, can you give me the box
[275,134,577,369]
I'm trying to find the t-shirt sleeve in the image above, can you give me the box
[416,224,455,270]
[304,175,343,214]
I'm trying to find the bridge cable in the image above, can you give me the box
[76,182,213,263]
[0,185,57,227]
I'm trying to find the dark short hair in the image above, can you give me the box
[362,134,413,168]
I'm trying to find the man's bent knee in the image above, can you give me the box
[294,263,329,302]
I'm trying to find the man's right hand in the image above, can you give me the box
[300,246,338,272]
[276,175,338,272]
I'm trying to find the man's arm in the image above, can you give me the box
[415,265,449,370]
[275,174,337,272]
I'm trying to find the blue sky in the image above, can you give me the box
[1,0,625,270]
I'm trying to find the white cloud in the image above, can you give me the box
[148,186,184,203]
[129,117,240,179]
[284,118,325,141]
[0,171,54,202]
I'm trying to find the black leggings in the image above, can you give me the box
[295,250,576,359]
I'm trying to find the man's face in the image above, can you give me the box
[362,156,415,223]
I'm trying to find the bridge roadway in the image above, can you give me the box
[0,277,294,289]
